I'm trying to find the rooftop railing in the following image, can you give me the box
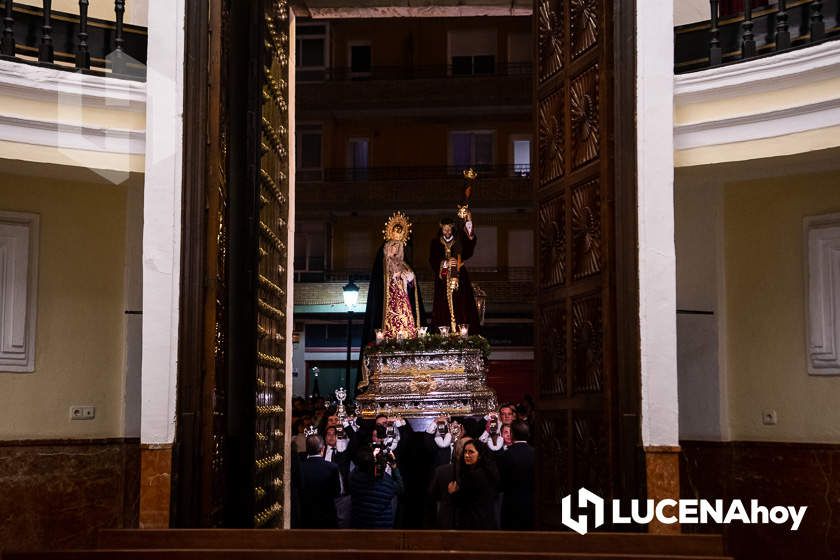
[675,0,840,73]
[0,0,147,79]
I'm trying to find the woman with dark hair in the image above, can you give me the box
[447,439,500,529]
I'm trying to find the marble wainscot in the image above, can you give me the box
[356,348,497,426]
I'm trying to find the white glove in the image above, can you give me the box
[434,432,453,449]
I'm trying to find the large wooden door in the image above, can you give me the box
[534,0,643,528]
[174,0,292,528]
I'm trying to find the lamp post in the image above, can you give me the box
[342,279,360,395]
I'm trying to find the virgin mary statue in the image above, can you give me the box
[358,212,425,390]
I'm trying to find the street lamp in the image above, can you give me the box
[342,279,360,393]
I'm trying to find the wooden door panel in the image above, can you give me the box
[175,0,292,529]
[534,0,641,528]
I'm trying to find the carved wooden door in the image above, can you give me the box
[174,0,291,528]
[244,0,292,528]
[534,0,642,528]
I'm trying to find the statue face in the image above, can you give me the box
[441,224,454,238]
[385,241,403,260]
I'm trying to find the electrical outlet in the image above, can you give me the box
[70,406,96,420]
[762,409,777,426]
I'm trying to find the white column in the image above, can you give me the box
[637,0,679,447]
[140,0,185,446]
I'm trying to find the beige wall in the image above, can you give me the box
[674,0,708,26]
[0,172,128,439]
[17,0,148,27]
[725,170,840,442]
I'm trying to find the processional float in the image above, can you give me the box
[353,169,497,422]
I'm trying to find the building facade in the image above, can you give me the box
[291,14,536,401]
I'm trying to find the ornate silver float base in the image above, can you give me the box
[355,348,498,419]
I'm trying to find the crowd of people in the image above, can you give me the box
[290,395,536,530]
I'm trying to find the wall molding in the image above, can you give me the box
[0,114,146,155]
[674,40,840,104]
[674,41,840,157]
[0,59,146,111]
[805,212,840,375]
[674,97,840,150]
[0,211,39,373]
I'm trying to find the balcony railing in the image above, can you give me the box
[675,0,840,73]
[0,1,147,79]
[295,171,533,214]
[297,62,532,83]
[298,164,531,184]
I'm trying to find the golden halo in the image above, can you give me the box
[382,211,413,245]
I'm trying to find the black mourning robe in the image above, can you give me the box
[428,227,481,336]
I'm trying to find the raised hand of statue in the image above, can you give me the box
[465,220,474,238]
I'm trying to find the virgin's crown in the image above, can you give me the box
[382,211,413,245]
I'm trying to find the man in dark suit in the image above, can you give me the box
[498,420,535,530]
[323,425,352,528]
[323,426,351,484]
[299,434,341,528]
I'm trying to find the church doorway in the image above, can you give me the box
[171,0,643,530]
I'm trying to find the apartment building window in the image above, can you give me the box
[296,124,323,181]
[294,222,328,279]
[450,131,494,171]
[508,229,534,269]
[347,138,369,180]
[349,42,372,78]
[448,30,497,76]
[511,135,531,176]
[507,32,531,74]
[469,225,498,268]
[296,23,328,82]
